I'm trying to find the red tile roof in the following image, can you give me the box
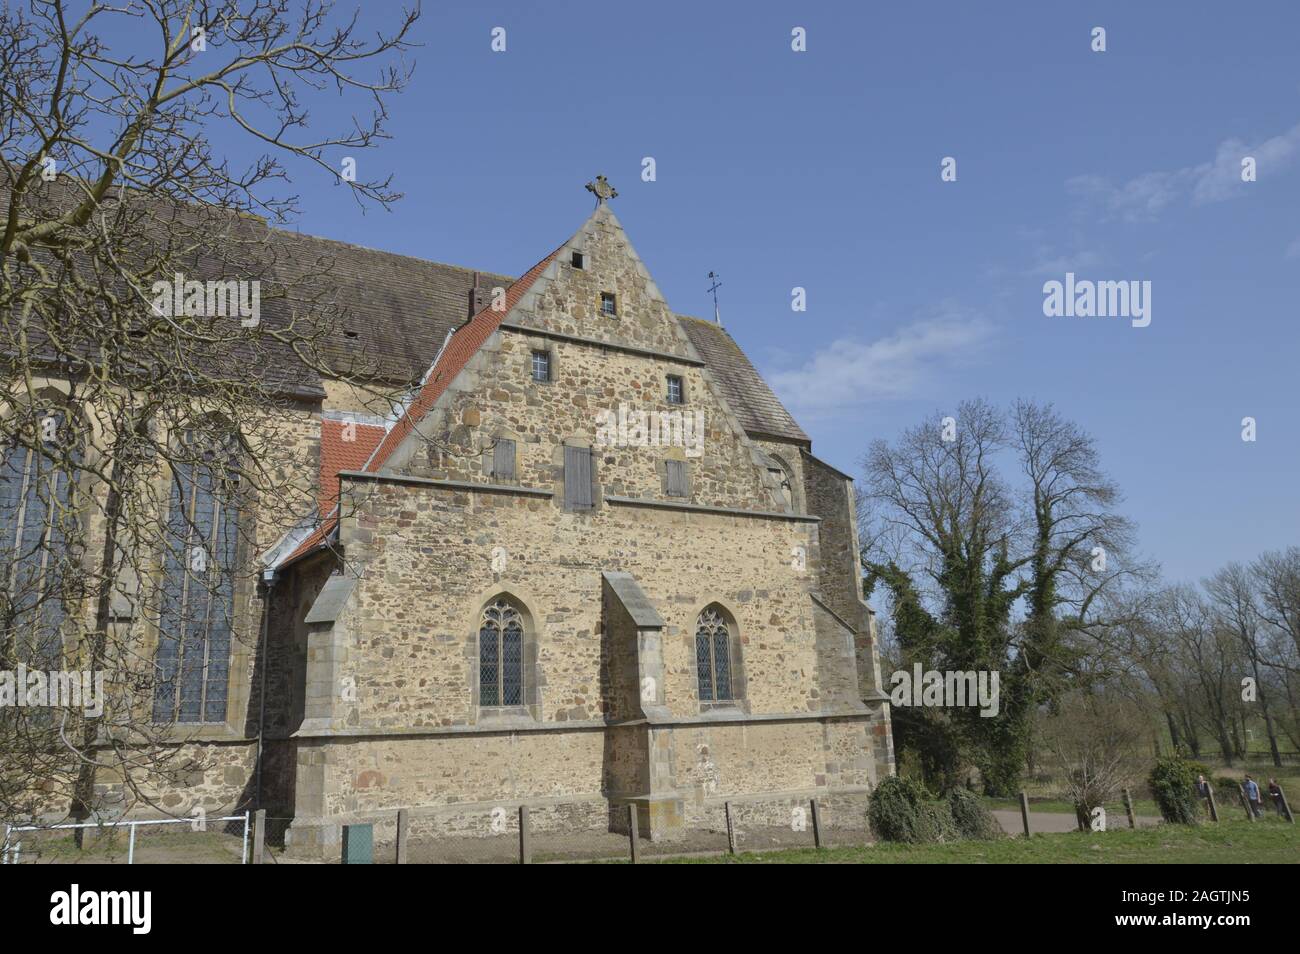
[276,244,561,568]
[318,419,386,517]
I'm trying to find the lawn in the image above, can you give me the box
[654,818,1300,864]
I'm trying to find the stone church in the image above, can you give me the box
[10,177,894,852]
[253,180,894,852]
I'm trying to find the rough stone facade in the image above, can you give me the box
[262,202,893,852]
[13,197,893,850]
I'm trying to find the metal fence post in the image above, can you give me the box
[628,804,639,864]
[241,810,250,864]
[1018,792,1032,837]
[518,806,531,864]
[396,809,409,864]
[127,822,137,865]
[253,809,267,863]
[1121,788,1136,829]
[724,801,736,855]
[809,798,823,849]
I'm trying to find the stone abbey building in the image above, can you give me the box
[10,179,894,853]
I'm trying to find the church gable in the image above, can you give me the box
[368,198,790,514]
[509,203,699,363]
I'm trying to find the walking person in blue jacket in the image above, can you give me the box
[1243,775,1263,818]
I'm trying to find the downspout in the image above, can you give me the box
[253,566,277,809]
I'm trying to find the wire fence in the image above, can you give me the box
[2,813,251,864]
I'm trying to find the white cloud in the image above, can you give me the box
[1067,122,1300,222]
[770,309,994,414]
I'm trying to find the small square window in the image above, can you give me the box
[600,292,617,317]
[666,375,684,405]
[531,350,551,382]
[571,251,584,269]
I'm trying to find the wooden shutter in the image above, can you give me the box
[493,439,515,480]
[666,460,687,497]
[564,445,593,509]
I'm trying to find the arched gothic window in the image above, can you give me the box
[479,597,524,707]
[695,605,735,703]
[152,432,240,724]
[0,408,78,665]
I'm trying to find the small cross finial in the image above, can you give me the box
[707,271,723,326]
[585,175,618,205]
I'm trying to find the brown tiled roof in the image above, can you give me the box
[5,176,804,442]
[281,245,561,565]
[678,315,808,443]
[364,246,562,471]
[318,419,386,517]
[263,228,513,385]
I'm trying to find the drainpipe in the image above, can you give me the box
[253,567,277,809]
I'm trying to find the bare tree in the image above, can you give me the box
[0,0,418,836]
[1038,690,1147,831]
[1205,563,1283,767]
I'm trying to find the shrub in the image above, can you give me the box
[868,776,930,843]
[915,800,958,844]
[868,776,964,844]
[948,788,1002,840]
[1214,776,1243,806]
[1149,755,1199,825]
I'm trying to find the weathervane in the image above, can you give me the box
[585,175,618,206]
[707,271,722,325]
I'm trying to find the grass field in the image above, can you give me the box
[656,818,1300,864]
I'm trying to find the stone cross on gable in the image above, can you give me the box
[585,175,618,204]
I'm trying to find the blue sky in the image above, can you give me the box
[189,2,1300,583]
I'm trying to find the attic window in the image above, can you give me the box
[600,292,617,317]
[666,375,684,405]
[571,251,584,269]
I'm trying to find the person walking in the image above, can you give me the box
[1267,778,1284,817]
[1243,775,1263,818]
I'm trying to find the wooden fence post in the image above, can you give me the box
[252,809,266,865]
[395,809,409,864]
[1238,786,1254,823]
[628,804,639,864]
[1277,785,1295,824]
[1121,788,1137,829]
[1205,785,1219,822]
[1018,792,1032,837]
[809,798,823,849]
[724,801,737,855]
[518,806,531,864]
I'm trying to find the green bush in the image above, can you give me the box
[869,776,962,844]
[1214,776,1243,805]
[916,800,958,844]
[948,787,1002,840]
[1149,755,1199,825]
[868,776,930,843]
